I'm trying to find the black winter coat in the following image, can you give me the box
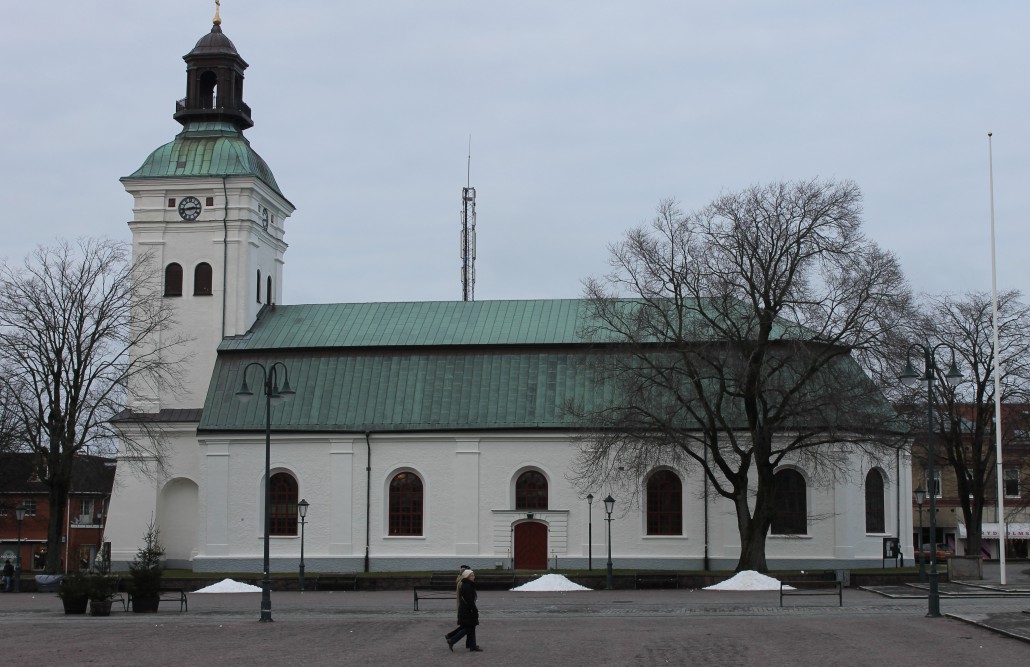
[457,579,479,626]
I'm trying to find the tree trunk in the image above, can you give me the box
[733,491,772,572]
[45,479,69,573]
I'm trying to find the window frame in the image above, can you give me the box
[193,262,213,296]
[771,469,807,536]
[388,471,424,536]
[1003,466,1020,498]
[864,469,886,534]
[645,469,683,536]
[164,263,183,297]
[268,472,298,537]
[515,470,548,511]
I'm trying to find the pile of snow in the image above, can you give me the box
[703,570,792,591]
[193,578,263,593]
[511,573,591,592]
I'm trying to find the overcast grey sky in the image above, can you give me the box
[2,1,1027,306]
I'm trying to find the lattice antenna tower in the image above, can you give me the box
[460,138,477,301]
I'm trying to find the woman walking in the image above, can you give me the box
[445,569,482,652]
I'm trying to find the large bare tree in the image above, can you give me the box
[573,180,911,572]
[909,291,1030,557]
[0,239,186,573]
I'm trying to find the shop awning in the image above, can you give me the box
[958,523,1030,539]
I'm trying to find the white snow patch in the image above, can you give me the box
[703,570,792,591]
[511,573,591,592]
[193,578,263,593]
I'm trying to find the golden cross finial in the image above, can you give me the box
[213,0,221,26]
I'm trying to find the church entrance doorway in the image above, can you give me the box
[514,521,547,570]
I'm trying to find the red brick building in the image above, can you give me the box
[0,454,116,574]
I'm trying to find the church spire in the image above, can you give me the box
[173,6,253,131]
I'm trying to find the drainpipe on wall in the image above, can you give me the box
[896,446,903,565]
[220,177,229,338]
[703,445,710,571]
[364,432,372,573]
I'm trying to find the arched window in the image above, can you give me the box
[389,472,423,536]
[515,470,548,510]
[200,70,218,109]
[164,263,183,297]
[256,270,261,303]
[193,262,213,296]
[865,469,886,533]
[266,276,273,305]
[771,469,807,535]
[646,470,682,535]
[269,472,298,536]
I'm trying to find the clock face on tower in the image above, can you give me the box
[177,196,202,221]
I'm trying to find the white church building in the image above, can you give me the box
[105,17,915,573]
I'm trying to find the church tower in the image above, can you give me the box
[121,12,295,411]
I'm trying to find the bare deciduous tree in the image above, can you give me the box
[909,291,1030,557]
[573,180,911,572]
[0,239,187,573]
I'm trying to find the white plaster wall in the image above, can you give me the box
[181,430,910,570]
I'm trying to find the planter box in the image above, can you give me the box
[61,596,88,615]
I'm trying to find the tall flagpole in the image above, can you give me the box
[987,131,1006,584]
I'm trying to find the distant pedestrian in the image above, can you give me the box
[444,569,481,652]
[2,559,13,592]
[443,565,471,646]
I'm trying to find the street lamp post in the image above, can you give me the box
[899,342,962,618]
[298,499,309,592]
[236,361,295,622]
[914,486,926,583]
[14,504,26,593]
[603,495,615,590]
[586,494,593,571]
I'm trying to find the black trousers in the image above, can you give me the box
[447,624,477,648]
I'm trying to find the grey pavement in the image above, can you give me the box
[2,581,1029,666]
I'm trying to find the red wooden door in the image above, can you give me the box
[514,521,547,569]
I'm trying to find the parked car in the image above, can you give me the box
[915,543,954,563]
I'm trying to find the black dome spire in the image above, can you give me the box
[173,17,253,131]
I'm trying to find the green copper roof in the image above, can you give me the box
[198,299,896,434]
[200,349,614,433]
[217,300,599,351]
[123,121,287,201]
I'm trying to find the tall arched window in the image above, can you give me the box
[164,263,183,297]
[771,469,807,535]
[646,470,682,535]
[266,276,273,304]
[256,270,262,303]
[389,472,423,536]
[515,470,548,510]
[269,472,298,536]
[865,469,886,533]
[193,262,213,295]
[199,70,218,108]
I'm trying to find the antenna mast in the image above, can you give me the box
[460,138,477,301]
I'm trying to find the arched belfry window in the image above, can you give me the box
[164,263,183,297]
[389,472,423,536]
[269,472,298,536]
[200,70,218,109]
[515,470,548,510]
[865,469,886,533]
[646,470,682,535]
[256,270,261,303]
[771,469,807,535]
[193,262,213,296]
[266,276,273,305]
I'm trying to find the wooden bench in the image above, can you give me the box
[413,571,516,611]
[128,586,188,612]
[413,572,458,611]
[313,574,357,591]
[779,580,842,607]
[635,573,679,589]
